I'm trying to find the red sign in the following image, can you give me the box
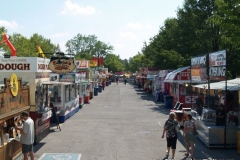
[180,69,190,80]
[0,63,30,70]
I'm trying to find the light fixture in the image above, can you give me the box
[185,83,189,87]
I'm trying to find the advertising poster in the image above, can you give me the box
[191,55,207,81]
[59,74,75,83]
[209,50,226,81]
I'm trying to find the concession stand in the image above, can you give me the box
[50,73,84,108]
[192,80,240,148]
[0,57,52,144]
[164,66,193,108]
[190,50,239,148]
[44,81,79,123]
[75,60,91,104]
[158,70,172,93]
[0,74,30,160]
[47,57,80,122]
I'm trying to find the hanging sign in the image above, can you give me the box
[48,57,76,74]
[191,55,207,81]
[209,50,226,81]
[75,60,89,68]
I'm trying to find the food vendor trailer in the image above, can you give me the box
[164,66,196,108]
[75,60,91,103]
[0,74,30,160]
[44,81,79,123]
[192,80,240,148]
[52,73,85,108]
[0,57,52,144]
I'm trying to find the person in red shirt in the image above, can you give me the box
[102,80,105,90]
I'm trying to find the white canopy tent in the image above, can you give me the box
[192,78,240,91]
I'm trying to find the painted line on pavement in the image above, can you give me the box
[158,121,163,127]
[38,153,81,160]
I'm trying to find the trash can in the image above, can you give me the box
[164,95,173,108]
[98,85,102,93]
[94,87,98,96]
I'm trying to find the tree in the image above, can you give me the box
[121,59,130,71]
[104,54,125,72]
[128,53,145,72]
[65,34,114,59]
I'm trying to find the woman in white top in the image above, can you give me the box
[183,114,197,159]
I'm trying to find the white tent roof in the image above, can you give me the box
[193,78,240,91]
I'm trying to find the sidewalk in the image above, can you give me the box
[34,83,239,160]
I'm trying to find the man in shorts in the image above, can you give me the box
[16,111,35,160]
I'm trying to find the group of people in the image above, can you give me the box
[162,112,197,159]
[162,91,235,159]
[195,90,234,126]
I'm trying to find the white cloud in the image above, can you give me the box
[114,43,125,49]
[146,23,152,29]
[0,20,20,29]
[125,22,142,29]
[50,32,70,38]
[119,32,136,40]
[61,0,95,15]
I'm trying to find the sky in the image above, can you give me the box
[0,0,184,60]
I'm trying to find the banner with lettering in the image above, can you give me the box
[191,55,207,81]
[209,50,226,81]
[90,57,103,67]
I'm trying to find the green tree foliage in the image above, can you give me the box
[65,34,113,60]
[121,59,130,71]
[104,54,125,72]
[29,33,60,57]
[128,53,145,72]
[132,0,240,78]
[0,28,60,57]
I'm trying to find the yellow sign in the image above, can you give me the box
[90,60,97,67]
[10,73,18,96]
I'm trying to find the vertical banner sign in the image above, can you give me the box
[191,55,207,81]
[209,50,226,81]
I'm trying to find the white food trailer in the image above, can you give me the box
[44,81,79,123]
[0,57,52,144]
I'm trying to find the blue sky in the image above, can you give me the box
[0,0,184,59]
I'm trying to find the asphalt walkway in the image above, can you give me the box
[34,82,239,160]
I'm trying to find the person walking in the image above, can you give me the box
[195,93,204,116]
[16,111,35,160]
[183,114,197,159]
[116,77,119,85]
[162,112,180,159]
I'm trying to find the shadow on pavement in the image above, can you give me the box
[148,106,170,115]
[34,142,46,153]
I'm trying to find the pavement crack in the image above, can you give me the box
[110,137,118,160]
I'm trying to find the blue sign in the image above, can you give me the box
[39,153,81,160]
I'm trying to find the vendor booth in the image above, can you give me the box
[45,82,79,123]
[164,66,195,108]
[0,74,30,160]
[154,70,172,101]
[75,60,91,103]
[50,73,85,108]
[0,57,52,144]
[192,79,240,148]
